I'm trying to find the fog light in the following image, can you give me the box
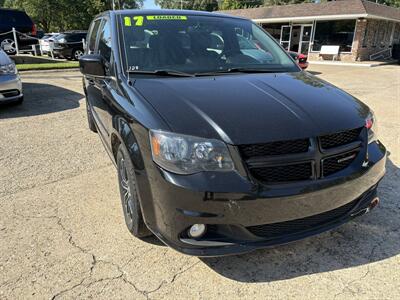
[188,224,206,238]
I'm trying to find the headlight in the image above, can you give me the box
[149,130,234,174]
[58,38,67,44]
[0,63,17,75]
[366,111,378,143]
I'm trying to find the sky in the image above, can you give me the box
[142,0,161,9]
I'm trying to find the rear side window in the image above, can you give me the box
[0,10,32,26]
[88,19,102,53]
[97,19,112,62]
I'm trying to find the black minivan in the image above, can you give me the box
[0,8,38,55]
[79,10,386,256]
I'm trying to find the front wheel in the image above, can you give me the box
[116,144,152,238]
[85,99,97,133]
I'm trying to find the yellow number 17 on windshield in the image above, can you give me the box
[124,16,143,26]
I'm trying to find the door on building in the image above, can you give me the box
[299,25,312,54]
[280,25,291,50]
[280,24,313,55]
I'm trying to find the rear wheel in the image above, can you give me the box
[0,38,17,55]
[72,48,84,60]
[116,144,152,238]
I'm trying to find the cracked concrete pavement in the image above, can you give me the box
[0,65,399,299]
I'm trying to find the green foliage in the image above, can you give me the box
[155,0,218,11]
[219,0,263,10]
[262,0,313,5]
[3,0,143,32]
[376,0,400,7]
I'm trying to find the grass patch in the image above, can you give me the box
[17,62,79,71]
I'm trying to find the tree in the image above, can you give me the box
[262,0,312,5]
[375,0,400,7]
[156,0,218,11]
[219,0,263,10]
[3,0,143,32]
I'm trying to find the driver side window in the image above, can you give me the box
[97,19,112,63]
[88,19,101,54]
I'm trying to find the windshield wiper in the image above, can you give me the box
[127,69,195,77]
[196,67,281,76]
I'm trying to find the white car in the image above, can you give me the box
[0,49,23,105]
[39,33,59,54]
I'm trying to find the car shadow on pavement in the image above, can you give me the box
[0,82,83,119]
[201,157,399,283]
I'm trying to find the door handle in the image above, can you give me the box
[88,78,95,85]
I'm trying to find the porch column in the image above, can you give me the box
[352,18,367,61]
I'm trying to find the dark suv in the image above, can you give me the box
[0,8,38,55]
[51,31,87,60]
[79,10,386,257]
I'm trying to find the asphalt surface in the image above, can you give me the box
[0,65,399,299]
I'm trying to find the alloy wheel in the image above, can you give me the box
[74,49,84,60]
[119,157,134,227]
[1,39,16,54]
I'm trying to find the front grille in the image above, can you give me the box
[247,199,357,238]
[240,128,363,184]
[238,139,309,159]
[251,163,312,183]
[322,150,359,177]
[1,89,20,98]
[319,127,362,149]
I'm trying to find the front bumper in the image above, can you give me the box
[53,47,73,58]
[0,74,23,103]
[139,141,386,257]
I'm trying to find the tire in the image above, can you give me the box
[86,99,97,133]
[72,48,84,61]
[0,38,17,55]
[116,144,152,238]
[15,96,24,105]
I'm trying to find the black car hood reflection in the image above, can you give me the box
[133,72,369,145]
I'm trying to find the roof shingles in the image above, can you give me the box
[220,0,400,22]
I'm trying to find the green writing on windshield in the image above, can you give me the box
[124,15,187,27]
[146,15,187,21]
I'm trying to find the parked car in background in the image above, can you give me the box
[0,8,38,55]
[0,49,23,105]
[51,31,87,60]
[80,10,385,257]
[288,51,309,69]
[39,33,59,55]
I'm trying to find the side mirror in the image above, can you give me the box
[79,54,105,77]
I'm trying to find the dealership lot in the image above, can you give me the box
[0,65,399,299]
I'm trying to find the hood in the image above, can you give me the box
[134,72,369,145]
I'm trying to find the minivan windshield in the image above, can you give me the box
[119,14,299,75]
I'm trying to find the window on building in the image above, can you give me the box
[262,23,289,41]
[312,20,356,52]
[394,23,400,43]
[372,23,379,47]
[362,21,369,48]
[378,21,388,47]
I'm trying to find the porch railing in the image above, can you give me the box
[370,48,392,61]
